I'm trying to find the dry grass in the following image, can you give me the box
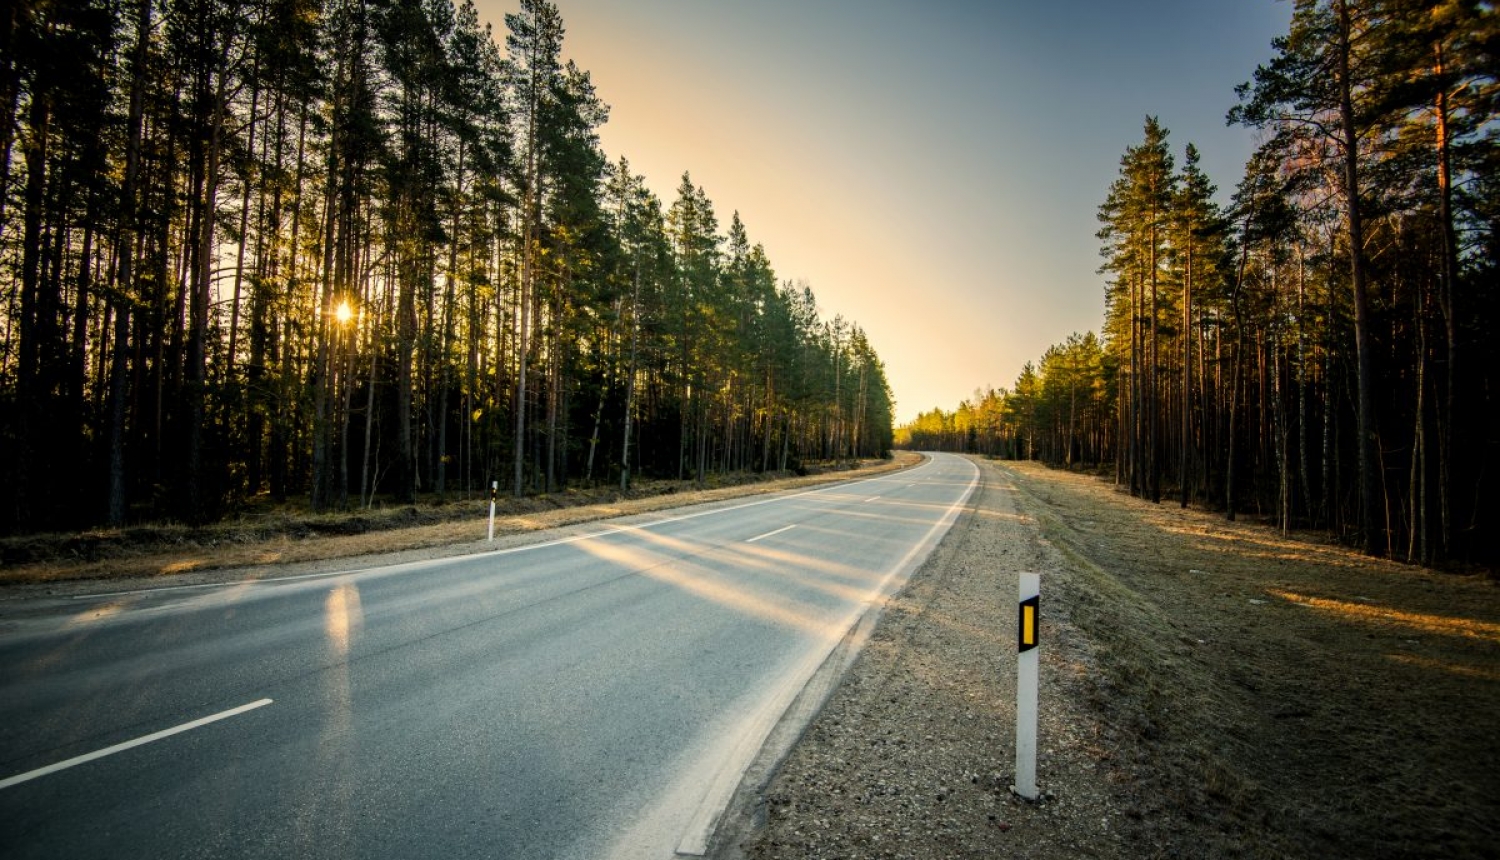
[998,459,1500,860]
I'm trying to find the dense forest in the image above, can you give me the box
[898,0,1498,566]
[0,0,895,533]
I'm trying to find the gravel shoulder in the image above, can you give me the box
[726,457,1499,860]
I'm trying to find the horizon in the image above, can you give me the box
[494,0,1293,423]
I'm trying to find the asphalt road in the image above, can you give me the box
[0,453,978,859]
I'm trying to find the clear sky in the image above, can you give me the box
[474,0,1293,424]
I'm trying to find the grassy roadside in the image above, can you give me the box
[996,460,1291,857]
[995,459,1500,859]
[0,455,915,587]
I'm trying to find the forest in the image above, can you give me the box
[0,0,895,534]
[898,0,1498,566]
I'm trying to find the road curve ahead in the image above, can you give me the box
[0,453,978,859]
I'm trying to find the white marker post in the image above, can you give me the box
[488,481,498,542]
[1013,571,1040,800]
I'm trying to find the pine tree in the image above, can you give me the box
[1232,0,1386,552]
[1098,117,1176,503]
[1171,143,1230,507]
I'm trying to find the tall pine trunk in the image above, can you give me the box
[1433,43,1458,560]
[1336,0,1382,555]
[1226,245,1248,521]
[106,0,154,525]
[1180,241,1192,507]
[620,262,640,491]
[186,62,231,523]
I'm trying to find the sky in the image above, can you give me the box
[474,0,1294,425]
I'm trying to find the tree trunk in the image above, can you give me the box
[1336,0,1381,554]
[1181,242,1192,507]
[1409,295,1428,563]
[186,61,231,523]
[1148,217,1160,503]
[513,69,539,498]
[1226,245,1248,521]
[396,253,416,503]
[546,328,560,493]
[1297,243,1313,528]
[437,142,463,500]
[620,262,640,491]
[360,312,379,508]
[0,0,26,237]
[1433,43,1458,560]
[14,77,50,530]
[226,58,260,384]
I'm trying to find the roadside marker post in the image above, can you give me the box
[488,481,498,542]
[1014,572,1040,800]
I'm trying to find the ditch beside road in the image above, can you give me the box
[725,457,1499,860]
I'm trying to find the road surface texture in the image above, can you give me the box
[730,457,1498,860]
[0,454,977,859]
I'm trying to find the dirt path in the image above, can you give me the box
[731,458,1499,860]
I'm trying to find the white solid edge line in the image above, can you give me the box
[745,524,796,544]
[674,456,980,856]
[0,698,274,791]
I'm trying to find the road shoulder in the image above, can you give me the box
[722,456,1135,859]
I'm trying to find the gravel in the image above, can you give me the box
[721,457,1139,860]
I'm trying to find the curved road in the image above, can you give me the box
[0,453,977,859]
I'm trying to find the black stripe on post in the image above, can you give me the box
[1018,594,1039,653]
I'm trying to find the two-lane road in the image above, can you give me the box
[0,453,977,859]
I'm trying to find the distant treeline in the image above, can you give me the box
[899,1,1498,566]
[0,0,894,532]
